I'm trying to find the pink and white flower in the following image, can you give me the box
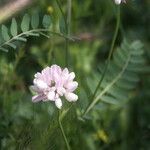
[31,65,78,109]
[114,0,126,5]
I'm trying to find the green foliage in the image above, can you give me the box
[1,25,10,41]
[85,40,147,114]
[31,13,39,29]
[21,14,30,32]
[10,18,18,36]
[0,13,52,52]
[59,17,66,33]
[42,15,52,28]
[96,40,146,105]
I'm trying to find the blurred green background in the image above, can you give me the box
[0,0,150,149]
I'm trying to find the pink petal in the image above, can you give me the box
[50,65,61,82]
[32,94,46,102]
[51,65,62,75]
[62,68,69,76]
[68,72,75,81]
[65,81,78,92]
[41,67,51,84]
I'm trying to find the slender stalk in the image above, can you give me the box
[58,110,71,150]
[82,6,121,116]
[55,0,68,65]
[55,0,68,32]
[0,28,74,48]
[67,0,72,38]
[65,0,72,67]
[55,0,72,67]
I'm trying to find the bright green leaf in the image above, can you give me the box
[10,18,17,36]
[31,13,39,29]
[15,37,27,42]
[0,47,8,52]
[6,43,17,49]
[21,14,30,32]
[1,25,10,41]
[42,15,51,28]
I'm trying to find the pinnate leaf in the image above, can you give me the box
[1,25,10,41]
[31,13,39,29]
[11,18,17,36]
[42,15,51,28]
[21,14,30,32]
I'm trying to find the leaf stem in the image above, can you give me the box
[65,0,72,67]
[82,6,121,117]
[58,110,71,150]
[0,28,74,48]
[67,0,71,36]
[56,0,69,67]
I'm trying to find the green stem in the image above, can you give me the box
[55,0,68,32]
[67,0,71,37]
[0,28,74,48]
[82,6,121,117]
[55,0,69,66]
[58,110,71,150]
[65,0,72,67]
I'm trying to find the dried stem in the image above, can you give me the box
[0,0,32,24]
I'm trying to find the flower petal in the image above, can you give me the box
[55,98,62,109]
[57,87,66,96]
[65,81,78,92]
[41,67,51,84]
[68,72,75,81]
[32,94,46,102]
[62,68,69,75]
[34,79,48,89]
[47,91,55,101]
[65,92,78,102]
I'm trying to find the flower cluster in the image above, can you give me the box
[31,65,78,109]
[114,0,126,5]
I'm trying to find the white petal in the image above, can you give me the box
[55,98,62,109]
[34,72,41,78]
[65,81,78,92]
[65,92,78,102]
[114,0,121,4]
[57,87,66,96]
[35,80,48,89]
[55,93,59,99]
[68,72,75,81]
[62,68,69,75]
[47,91,55,101]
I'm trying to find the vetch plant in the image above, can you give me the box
[0,13,73,52]
[0,0,149,149]
[31,64,78,150]
[31,64,78,109]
